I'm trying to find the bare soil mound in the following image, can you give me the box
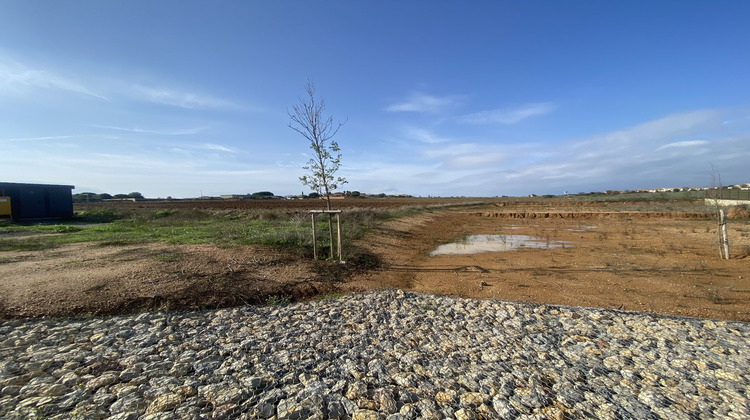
[0,243,330,318]
[474,211,709,219]
[727,205,750,219]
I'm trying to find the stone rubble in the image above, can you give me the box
[1,289,749,419]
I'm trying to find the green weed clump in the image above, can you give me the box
[265,294,292,305]
[75,209,122,223]
[0,238,59,252]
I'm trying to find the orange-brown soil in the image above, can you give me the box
[344,208,750,322]
[1,200,749,321]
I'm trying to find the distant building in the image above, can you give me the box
[0,182,75,219]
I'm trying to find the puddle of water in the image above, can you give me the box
[430,234,572,256]
[567,225,597,232]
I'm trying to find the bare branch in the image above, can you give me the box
[288,80,347,210]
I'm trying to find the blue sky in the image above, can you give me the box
[1,1,748,198]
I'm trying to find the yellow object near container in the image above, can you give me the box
[0,197,10,217]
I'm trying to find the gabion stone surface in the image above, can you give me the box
[1,290,748,419]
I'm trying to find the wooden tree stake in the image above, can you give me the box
[719,209,730,260]
[309,210,343,263]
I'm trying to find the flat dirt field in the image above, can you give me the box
[1,198,749,321]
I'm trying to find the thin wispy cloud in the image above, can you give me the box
[655,140,709,151]
[444,153,507,169]
[566,110,725,164]
[0,61,107,100]
[1,135,77,142]
[199,143,236,153]
[459,102,555,124]
[385,92,460,113]
[619,110,722,141]
[130,85,237,110]
[0,56,239,111]
[421,142,509,170]
[510,109,739,191]
[91,125,206,136]
[198,169,271,177]
[403,127,451,144]
[382,107,746,196]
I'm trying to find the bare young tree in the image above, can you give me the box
[289,80,347,260]
[288,80,347,211]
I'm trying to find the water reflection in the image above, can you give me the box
[429,234,571,256]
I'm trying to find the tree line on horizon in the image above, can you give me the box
[72,190,377,203]
[73,192,144,202]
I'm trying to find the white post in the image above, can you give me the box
[311,213,318,260]
[336,213,343,262]
[719,209,730,260]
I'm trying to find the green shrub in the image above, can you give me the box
[49,225,82,233]
[153,209,173,218]
[75,209,122,223]
[266,295,292,305]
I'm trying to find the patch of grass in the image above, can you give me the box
[0,237,64,252]
[639,246,666,257]
[75,209,122,223]
[705,288,726,304]
[152,252,181,263]
[153,209,173,218]
[1,207,397,283]
[0,255,26,264]
[2,209,319,250]
[418,302,435,311]
[42,225,83,234]
[265,294,292,306]
[1,221,84,236]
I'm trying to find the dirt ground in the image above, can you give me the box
[1,201,749,321]
[343,208,750,322]
[0,242,330,318]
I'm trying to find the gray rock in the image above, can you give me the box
[109,394,146,414]
[0,290,748,420]
[85,372,118,391]
[107,413,139,420]
[277,398,311,419]
[144,393,183,414]
[252,401,276,419]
